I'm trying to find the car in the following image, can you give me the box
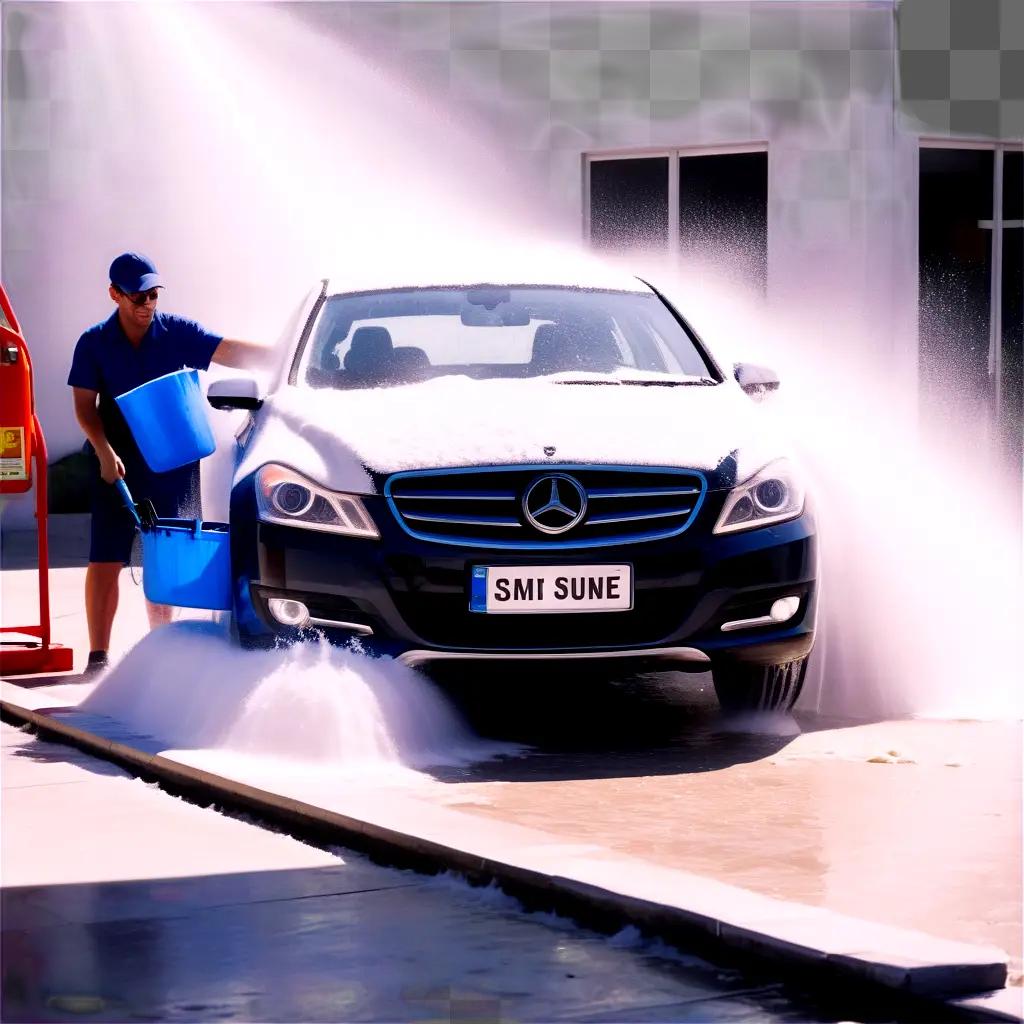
[208,265,817,713]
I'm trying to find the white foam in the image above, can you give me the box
[81,621,511,779]
[238,375,783,487]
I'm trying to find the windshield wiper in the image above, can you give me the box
[617,378,718,387]
[556,377,718,387]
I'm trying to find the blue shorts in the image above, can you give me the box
[88,454,202,565]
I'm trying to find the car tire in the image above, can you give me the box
[712,656,808,713]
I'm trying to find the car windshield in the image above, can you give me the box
[294,286,719,390]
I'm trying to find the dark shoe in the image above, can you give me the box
[84,650,109,675]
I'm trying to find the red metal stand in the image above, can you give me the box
[1,279,74,676]
[0,413,74,674]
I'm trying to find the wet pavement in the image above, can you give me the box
[428,667,1023,985]
[4,721,886,1024]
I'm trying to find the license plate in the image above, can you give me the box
[470,565,633,614]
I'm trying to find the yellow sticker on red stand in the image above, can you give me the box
[0,426,27,480]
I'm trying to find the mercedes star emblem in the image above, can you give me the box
[522,474,587,535]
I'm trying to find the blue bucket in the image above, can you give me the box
[116,369,216,473]
[141,519,232,610]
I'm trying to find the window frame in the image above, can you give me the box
[583,143,770,264]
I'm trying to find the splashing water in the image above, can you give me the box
[21,3,1023,731]
[82,621,508,779]
[42,2,564,343]
[650,265,1024,722]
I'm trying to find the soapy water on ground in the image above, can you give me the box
[426,873,729,974]
[715,710,803,738]
[82,620,518,783]
[21,1,1024,750]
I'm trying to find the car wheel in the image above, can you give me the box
[711,656,808,713]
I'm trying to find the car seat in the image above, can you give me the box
[343,326,395,385]
[530,322,620,376]
[391,346,431,383]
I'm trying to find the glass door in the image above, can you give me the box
[918,144,1024,481]
[998,151,1023,471]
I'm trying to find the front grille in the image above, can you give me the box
[385,465,707,549]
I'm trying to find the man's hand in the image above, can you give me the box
[98,449,125,484]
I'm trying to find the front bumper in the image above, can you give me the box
[229,483,817,666]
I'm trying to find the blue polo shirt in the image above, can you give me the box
[68,311,223,470]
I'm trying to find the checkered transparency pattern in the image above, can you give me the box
[12,2,1015,325]
[899,0,1024,138]
[332,0,898,263]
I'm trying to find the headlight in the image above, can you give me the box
[255,464,379,538]
[713,459,805,534]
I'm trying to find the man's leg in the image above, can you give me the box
[85,562,122,652]
[86,462,136,665]
[146,600,174,628]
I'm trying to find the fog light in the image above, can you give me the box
[268,598,310,627]
[770,596,801,622]
[720,594,802,633]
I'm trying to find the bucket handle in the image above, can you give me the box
[114,479,142,527]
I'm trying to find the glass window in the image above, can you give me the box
[918,148,994,416]
[679,152,768,295]
[589,158,669,252]
[586,150,768,295]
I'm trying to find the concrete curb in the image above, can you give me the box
[2,697,1018,1022]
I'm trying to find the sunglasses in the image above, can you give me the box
[119,288,160,306]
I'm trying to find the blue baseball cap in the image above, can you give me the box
[109,252,162,293]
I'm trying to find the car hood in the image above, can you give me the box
[236,376,786,493]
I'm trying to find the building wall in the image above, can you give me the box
[898,0,1024,140]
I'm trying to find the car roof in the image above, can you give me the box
[321,248,650,299]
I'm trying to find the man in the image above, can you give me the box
[68,252,268,674]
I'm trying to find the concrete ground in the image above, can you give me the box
[2,516,1021,1013]
[427,670,1022,984]
[5,721,863,1023]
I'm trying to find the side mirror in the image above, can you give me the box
[733,362,780,398]
[207,376,264,411]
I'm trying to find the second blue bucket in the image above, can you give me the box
[116,368,216,472]
[141,519,232,610]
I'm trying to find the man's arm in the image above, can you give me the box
[210,338,272,371]
[72,387,124,484]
